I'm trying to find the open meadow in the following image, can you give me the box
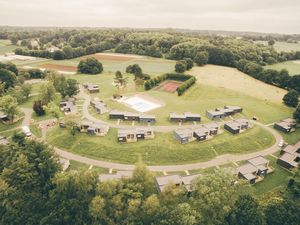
[255,40,300,52]
[264,60,300,76]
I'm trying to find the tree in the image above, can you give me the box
[223,194,264,225]
[0,95,19,123]
[114,70,128,89]
[283,90,299,107]
[78,57,103,74]
[293,105,300,123]
[191,169,252,225]
[126,64,143,79]
[194,51,209,66]
[33,100,46,116]
[54,75,79,98]
[44,101,61,120]
[0,68,17,90]
[184,58,194,70]
[0,139,60,224]
[8,84,32,104]
[268,39,275,46]
[53,50,65,60]
[41,170,98,225]
[9,35,18,45]
[175,61,187,73]
[38,82,57,105]
[64,115,80,136]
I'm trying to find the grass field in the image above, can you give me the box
[77,66,293,125]
[281,129,300,145]
[0,39,19,54]
[256,41,300,52]
[264,61,300,76]
[254,156,293,195]
[46,125,275,165]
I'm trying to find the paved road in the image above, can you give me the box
[51,88,283,172]
[20,108,33,127]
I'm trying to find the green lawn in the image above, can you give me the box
[254,156,293,195]
[47,125,275,165]
[67,160,109,174]
[281,129,300,145]
[29,124,42,138]
[264,61,300,76]
[256,41,300,52]
[0,39,19,54]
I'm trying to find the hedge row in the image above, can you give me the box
[144,73,196,96]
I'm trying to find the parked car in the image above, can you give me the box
[22,126,32,137]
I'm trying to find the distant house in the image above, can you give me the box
[237,156,271,184]
[60,101,77,115]
[117,128,154,143]
[274,118,297,133]
[174,129,194,144]
[83,83,99,93]
[59,158,70,172]
[224,119,249,134]
[277,141,300,170]
[91,100,108,114]
[0,135,9,145]
[99,170,133,182]
[174,123,220,144]
[79,120,109,136]
[109,110,156,123]
[155,174,201,193]
[169,112,201,122]
[206,106,242,120]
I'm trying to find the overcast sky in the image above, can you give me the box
[0,0,300,34]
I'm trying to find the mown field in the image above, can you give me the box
[0,39,19,54]
[264,60,300,76]
[46,125,275,165]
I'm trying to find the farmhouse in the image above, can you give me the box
[277,141,300,170]
[83,83,99,93]
[155,174,201,193]
[274,118,297,133]
[169,112,201,122]
[79,120,109,136]
[90,100,108,114]
[206,106,243,120]
[60,101,77,115]
[117,128,154,143]
[224,119,249,134]
[109,110,156,123]
[99,170,133,182]
[237,156,271,184]
[174,123,220,144]
[0,135,9,145]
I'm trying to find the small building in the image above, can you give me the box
[237,156,270,184]
[174,129,193,144]
[169,113,186,122]
[94,103,108,114]
[83,83,100,93]
[109,110,125,120]
[117,128,154,143]
[203,123,219,136]
[224,105,243,113]
[124,112,141,121]
[87,123,109,136]
[184,112,201,122]
[206,110,225,120]
[224,119,249,134]
[274,118,297,133]
[60,101,77,115]
[139,114,156,124]
[0,135,9,145]
[80,120,94,132]
[193,127,209,141]
[169,112,201,122]
[277,141,300,170]
[155,174,201,193]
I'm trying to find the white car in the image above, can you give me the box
[22,126,32,137]
[278,139,284,148]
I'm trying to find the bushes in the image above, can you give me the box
[144,73,196,96]
[77,57,103,74]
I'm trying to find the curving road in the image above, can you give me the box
[49,88,283,172]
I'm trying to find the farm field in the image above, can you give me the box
[19,53,176,75]
[264,60,300,76]
[255,41,300,52]
[46,125,275,165]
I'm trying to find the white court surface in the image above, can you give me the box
[119,96,162,113]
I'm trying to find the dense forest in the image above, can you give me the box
[0,136,299,225]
